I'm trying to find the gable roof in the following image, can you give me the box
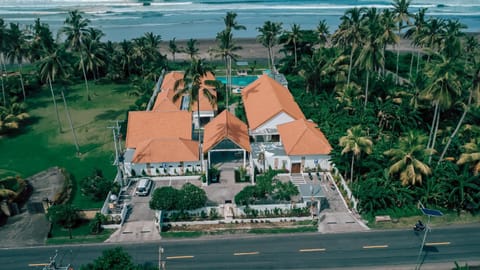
[203,110,251,153]
[125,111,191,149]
[241,74,305,130]
[132,138,199,163]
[277,119,332,155]
[156,71,217,112]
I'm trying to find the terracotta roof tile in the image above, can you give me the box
[203,110,251,153]
[125,111,191,149]
[152,97,179,112]
[157,71,217,112]
[277,119,332,155]
[241,74,305,130]
[132,138,199,163]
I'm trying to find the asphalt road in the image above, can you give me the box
[3,224,479,270]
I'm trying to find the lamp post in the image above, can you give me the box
[415,206,444,270]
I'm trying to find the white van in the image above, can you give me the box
[135,178,153,196]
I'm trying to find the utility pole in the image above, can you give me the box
[107,120,125,186]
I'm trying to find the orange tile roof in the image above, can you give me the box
[203,110,251,153]
[277,119,332,155]
[241,74,305,130]
[125,111,191,149]
[157,71,217,112]
[132,138,199,163]
[152,97,179,112]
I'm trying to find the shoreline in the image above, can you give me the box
[160,37,418,62]
[160,33,480,62]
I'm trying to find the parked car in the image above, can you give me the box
[135,178,153,196]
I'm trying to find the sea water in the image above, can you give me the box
[0,0,479,41]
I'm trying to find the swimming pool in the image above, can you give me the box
[217,75,259,87]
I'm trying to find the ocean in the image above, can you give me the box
[0,0,479,42]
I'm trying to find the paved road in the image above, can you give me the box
[3,224,479,270]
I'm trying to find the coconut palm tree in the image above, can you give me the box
[0,19,8,105]
[224,11,246,31]
[392,0,411,83]
[438,66,479,163]
[384,131,433,186]
[457,138,480,176]
[213,29,241,109]
[284,23,302,67]
[5,23,27,101]
[355,8,384,108]
[0,102,29,134]
[83,28,106,81]
[440,19,466,59]
[169,38,179,62]
[423,53,462,163]
[117,40,134,79]
[27,18,55,63]
[37,45,67,133]
[186,38,199,60]
[38,45,80,153]
[405,8,427,78]
[315,19,330,47]
[60,10,92,101]
[332,7,366,89]
[339,125,373,182]
[380,9,399,75]
[173,58,215,172]
[257,21,283,72]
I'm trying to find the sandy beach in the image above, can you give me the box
[159,37,419,63]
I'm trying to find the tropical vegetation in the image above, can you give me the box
[0,1,478,224]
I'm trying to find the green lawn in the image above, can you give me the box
[0,80,134,209]
[47,220,115,245]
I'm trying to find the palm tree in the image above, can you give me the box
[60,10,92,101]
[332,7,366,89]
[384,131,433,186]
[169,38,179,62]
[380,9,399,75]
[117,40,134,79]
[355,8,384,108]
[315,19,330,47]
[28,18,55,63]
[213,30,241,109]
[284,23,302,67]
[392,0,411,83]
[404,8,427,78]
[83,28,106,81]
[339,125,373,182]
[224,11,246,31]
[6,23,27,101]
[173,59,215,172]
[37,45,66,133]
[38,45,80,153]
[440,19,466,59]
[438,66,479,163]
[423,53,462,163]
[186,38,199,60]
[457,138,480,175]
[0,102,29,134]
[257,21,283,72]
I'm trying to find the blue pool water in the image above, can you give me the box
[217,76,259,87]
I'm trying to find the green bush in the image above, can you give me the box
[150,183,207,211]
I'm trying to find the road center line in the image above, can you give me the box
[166,255,194,260]
[363,245,389,249]
[28,263,49,267]
[299,248,326,252]
[425,242,451,246]
[234,251,260,256]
